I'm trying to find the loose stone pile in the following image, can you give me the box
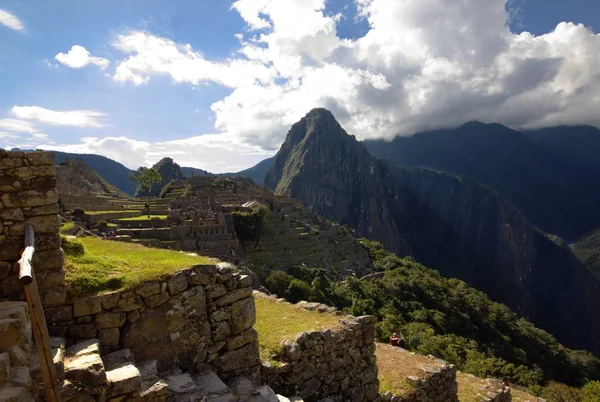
[0,150,66,308]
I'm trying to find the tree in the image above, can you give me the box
[582,381,600,402]
[131,167,162,217]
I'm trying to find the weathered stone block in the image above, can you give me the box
[113,296,143,312]
[45,305,73,323]
[65,339,106,386]
[6,165,55,180]
[127,310,140,323]
[215,287,253,308]
[67,323,97,339]
[211,321,231,341]
[135,282,160,298]
[34,233,61,251]
[74,295,102,317]
[206,284,227,299]
[188,272,216,286]
[213,342,260,373]
[26,151,55,166]
[0,352,9,384]
[95,312,126,329]
[106,363,141,398]
[103,349,134,370]
[210,308,230,322]
[167,272,187,296]
[0,188,58,208]
[0,208,24,221]
[230,297,255,335]
[23,204,59,217]
[37,269,65,289]
[0,177,22,192]
[0,239,20,260]
[225,328,258,351]
[143,292,169,308]
[193,264,216,274]
[31,247,64,271]
[1,276,21,297]
[98,328,120,348]
[101,291,122,310]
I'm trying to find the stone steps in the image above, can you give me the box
[55,338,302,402]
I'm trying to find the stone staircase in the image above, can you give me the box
[53,337,300,402]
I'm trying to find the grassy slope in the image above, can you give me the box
[117,215,168,221]
[572,228,600,278]
[65,237,216,296]
[254,295,341,361]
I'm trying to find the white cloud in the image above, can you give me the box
[0,118,50,146]
[55,45,110,69]
[112,31,276,87]
[12,106,106,128]
[0,9,23,31]
[39,133,272,173]
[90,0,600,170]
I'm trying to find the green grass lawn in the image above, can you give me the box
[83,210,142,215]
[254,295,341,361]
[64,236,216,296]
[118,215,168,221]
[61,222,76,233]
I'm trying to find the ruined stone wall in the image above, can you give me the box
[263,313,380,402]
[44,263,261,382]
[0,150,65,308]
[383,364,458,402]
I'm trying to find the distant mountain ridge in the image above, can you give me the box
[363,122,600,242]
[265,108,600,356]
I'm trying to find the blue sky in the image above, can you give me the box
[1,0,599,172]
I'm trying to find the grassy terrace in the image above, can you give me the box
[117,215,168,221]
[254,295,341,361]
[83,210,143,215]
[64,236,216,296]
[456,372,537,402]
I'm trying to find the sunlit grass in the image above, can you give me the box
[64,236,217,296]
[118,215,168,221]
[83,210,142,215]
[254,295,341,362]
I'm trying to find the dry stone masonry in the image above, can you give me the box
[0,150,66,308]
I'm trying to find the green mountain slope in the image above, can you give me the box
[363,122,600,242]
[53,151,136,195]
[265,108,600,357]
[572,229,600,279]
[224,156,274,185]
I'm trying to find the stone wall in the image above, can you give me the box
[0,301,38,401]
[0,150,66,308]
[44,263,261,382]
[384,363,458,402]
[262,311,380,402]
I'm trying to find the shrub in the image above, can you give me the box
[231,208,266,245]
[265,271,294,297]
[61,236,85,257]
[72,208,85,216]
[286,279,312,303]
[582,381,600,402]
[95,220,108,229]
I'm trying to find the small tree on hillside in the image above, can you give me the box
[131,167,162,217]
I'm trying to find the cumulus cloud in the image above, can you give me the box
[0,9,23,31]
[12,106,106,128]
[55,45,110,69]
[108,0,600,153]
[111,31,276,87]
[39,133,272,173]
[0,118,50,149]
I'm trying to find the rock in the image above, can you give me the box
[195,368,230,395]
[9,366,31,388]
[101,291,122,310]
[212,321,231,342]
[168,271,188,295]
[0,352,9,384]
[225,328,258,351]
[52,347,65,379]
[213,342,260,373]
[0,318,23,348]
[137,360,158,381]
[230,297,255,335]
[113,295,143,312]
[135,282,160,298]
[66,323,97,340]
[140,379,172,401]
[166,373,197,394]
[98,328,120,348]
[106,363,141,398]
[0,386,31,402]
[188,272,216,286]
[60,379,77,400]
[215,287,253,308]
[65,339,106,386]
[103,349,135,370]
[95,312,126,329]
[227,376,255,396]
[73,295,102,317]
[206,284,228,299]
[254,385,279,402]
[127,310,141,323]
[143,292,170,308]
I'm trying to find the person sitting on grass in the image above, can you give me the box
[390,332,400,347]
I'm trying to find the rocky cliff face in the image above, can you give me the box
[265,108,600,356]
[56,158,128,198]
